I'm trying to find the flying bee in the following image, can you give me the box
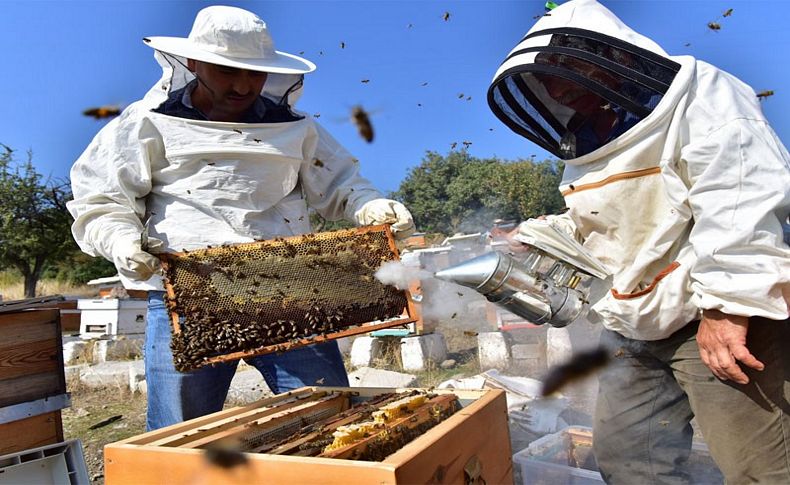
[756,90,775,100]
[541,347,610,397]
[463,331,478,337]
[340,41,345,49]
[203,444,248,469]
[450,142,458,149]
[82,105,121,119]
[723,8,733,17]
[707,21,721,31]
[351,105,374,143]
[421,82,428,87]
[443,11,450,21]
[313,113,321,118]
[360,79,370,84]
[458,93,464,99]
[232,129,242,134]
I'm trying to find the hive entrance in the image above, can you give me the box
[160,225,413,371]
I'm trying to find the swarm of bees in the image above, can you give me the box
[162,228,406,371]
[82,105,121,119]
[351,105,374,143]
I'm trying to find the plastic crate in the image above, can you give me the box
[513,426,724,485]
[513,427,602,485]
[0,439,89,485]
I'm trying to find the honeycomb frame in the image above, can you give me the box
[159,225,416,371]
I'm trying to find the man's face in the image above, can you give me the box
[187,60,268,122]
[535,73,607,117]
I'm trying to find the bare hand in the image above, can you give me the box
[505,227,529,254]
[696,310,764,384]
[505,216,547,254]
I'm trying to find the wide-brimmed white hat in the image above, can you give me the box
[143,5,315,75]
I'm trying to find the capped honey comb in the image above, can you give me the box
[160,225,414,371]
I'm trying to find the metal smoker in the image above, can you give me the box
[434,221,611,328]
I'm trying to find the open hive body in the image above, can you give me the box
[160,225,417,371]
[104,386,512,484]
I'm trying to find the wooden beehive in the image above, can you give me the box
[105,387,513,484]
[159,225,418,371]
[0,301,68,455]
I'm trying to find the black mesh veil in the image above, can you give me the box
[488,28,680,159]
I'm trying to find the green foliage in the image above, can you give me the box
[43,252,116,285]
[392,150,565,235]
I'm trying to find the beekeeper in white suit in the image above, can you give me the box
[67,5,414,431]
[490,0,789,483]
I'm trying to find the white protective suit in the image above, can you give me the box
[68,51,385,291]
[489,0,790,340]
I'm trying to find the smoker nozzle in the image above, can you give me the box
[434,251,586,327]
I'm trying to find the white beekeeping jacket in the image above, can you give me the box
[489,0,790,339]
[68,51,382,291]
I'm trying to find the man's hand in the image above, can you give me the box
[354,199,416,240]
[505,216,547,254]
[696,309,764,384]
[113,238,164,281]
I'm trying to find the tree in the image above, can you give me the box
[393,150,566,235]
[0,147,75,297]
[491,158,566,220]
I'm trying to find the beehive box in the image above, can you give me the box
[105,387,513,484]
[0,304,68,455]
[160,225,418,371]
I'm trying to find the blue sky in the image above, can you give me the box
[1,0,787,194]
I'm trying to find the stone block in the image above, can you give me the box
[63,341,90,365]
[128,360,146,394]
[335,337,352,356]
[349,336,383,368]
[92,337,143,363]
[478,331,510,369]
[400,333,448,371]
[226,369,273,404]
[348,367,416,388]
[78,361,136,389]
[511,343,543,360]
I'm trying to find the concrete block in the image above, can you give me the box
[349,336,383,368]
[65,364,89,382]
[546,327,572,368]
[348,367,416,388]
[92,337,143,363]
[128,360,146,394]
[336,337,352,356]
[63,341,89,365]
[478,331,510,369]
[226,369,273,404]
[511,343,543,360]
[78,361,137,389]
[400,333,448,371]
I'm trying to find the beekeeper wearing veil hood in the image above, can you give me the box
[488,0,789,482]
[67,5,415,431]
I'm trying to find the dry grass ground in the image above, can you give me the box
[0,278,95,301]
[62,379,147,483]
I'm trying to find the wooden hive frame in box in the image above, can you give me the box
[104,386,513,484]
[159,225,418,371]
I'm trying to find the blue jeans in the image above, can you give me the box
[144,291,349,431]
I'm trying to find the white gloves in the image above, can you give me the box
[112,237,165,281]
[354,199,416,240]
